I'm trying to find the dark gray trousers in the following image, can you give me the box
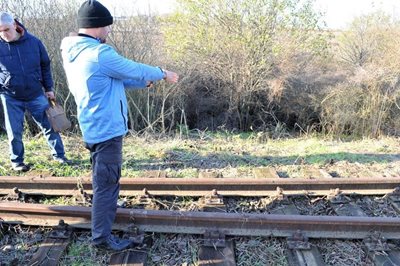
[85,136,123,244]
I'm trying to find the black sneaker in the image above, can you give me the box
[11,163,30,172]
[93,235,133,251]
[53,156,72,165]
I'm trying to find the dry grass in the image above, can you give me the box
[148,234,201,266]
[356,196,400,217]
[0,224,48,265]
[235,237,287,266]
[315,239,372,266]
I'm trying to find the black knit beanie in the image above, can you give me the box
[77,0,113,28]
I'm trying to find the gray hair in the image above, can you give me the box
[0,12,14,26]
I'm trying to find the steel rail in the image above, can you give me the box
[0,176,399,196]
[0,202,399,240]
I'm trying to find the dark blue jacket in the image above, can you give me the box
[0,20,53,100]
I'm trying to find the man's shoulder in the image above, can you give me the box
[21,31,42,44]
[98,43,115,52]
[97,43,119,60]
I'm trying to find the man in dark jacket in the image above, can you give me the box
[0,11,69,171]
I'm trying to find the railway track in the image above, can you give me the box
[1,202,400,239]
[1,175,400,265]
[1,201,400,265]
[1,175,399,196]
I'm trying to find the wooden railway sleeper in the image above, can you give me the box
[386,187,400,213]
[203,230,226,248]
[109,226,149,266]
[287,230,311,250]
[29,220,73,266]
[198,231,236,266]
[286,231,325,266]
[363,233,400,266]
[109,249,148,266]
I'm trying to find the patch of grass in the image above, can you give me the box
[40,196,75,205]
[171,168,198,178]
[235,237,288,266]
[0,132,399,179]
[59,237,103,266]
[315,239,369,265]
[148,233,201,266]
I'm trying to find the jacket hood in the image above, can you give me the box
[60,36,100,63]
[0,19,27,43]
[15,20,26,38]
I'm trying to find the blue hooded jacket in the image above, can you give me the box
[0,20,53,100]
[60,35,164,144]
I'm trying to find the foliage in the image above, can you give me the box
[321,12,400,137]
[59,240,101,266]
[0,1,399,136]
[163,0,329,130]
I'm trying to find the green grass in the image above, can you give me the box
[0,132,399,179]
[40,196,75,205]
[59,240,101,266]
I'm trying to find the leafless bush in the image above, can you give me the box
[320,13,400,137]
[0,0,180,135]
[1,1,399,138]
[162,0,332,131]
[321,70,400,137]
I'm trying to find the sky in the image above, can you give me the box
[100,0,177,16]
[99,0,400,30]
[314,0,400,29]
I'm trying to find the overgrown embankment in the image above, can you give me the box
[0,0,399,137]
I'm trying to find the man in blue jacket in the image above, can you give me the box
[61,0,178,251]
[0,12,69,172]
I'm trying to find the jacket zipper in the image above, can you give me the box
[16,47,25,74]
[120,100,127,130]
[16,46,28,91]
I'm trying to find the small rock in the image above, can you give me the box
[152,255,162,262]
[2,244,15,252]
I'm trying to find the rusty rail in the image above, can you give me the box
[1,202,399,240]
[0,176,399,196]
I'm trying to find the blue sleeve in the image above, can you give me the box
[38,39,54,91]
[123,79,147,89]
[98,45,164,82]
